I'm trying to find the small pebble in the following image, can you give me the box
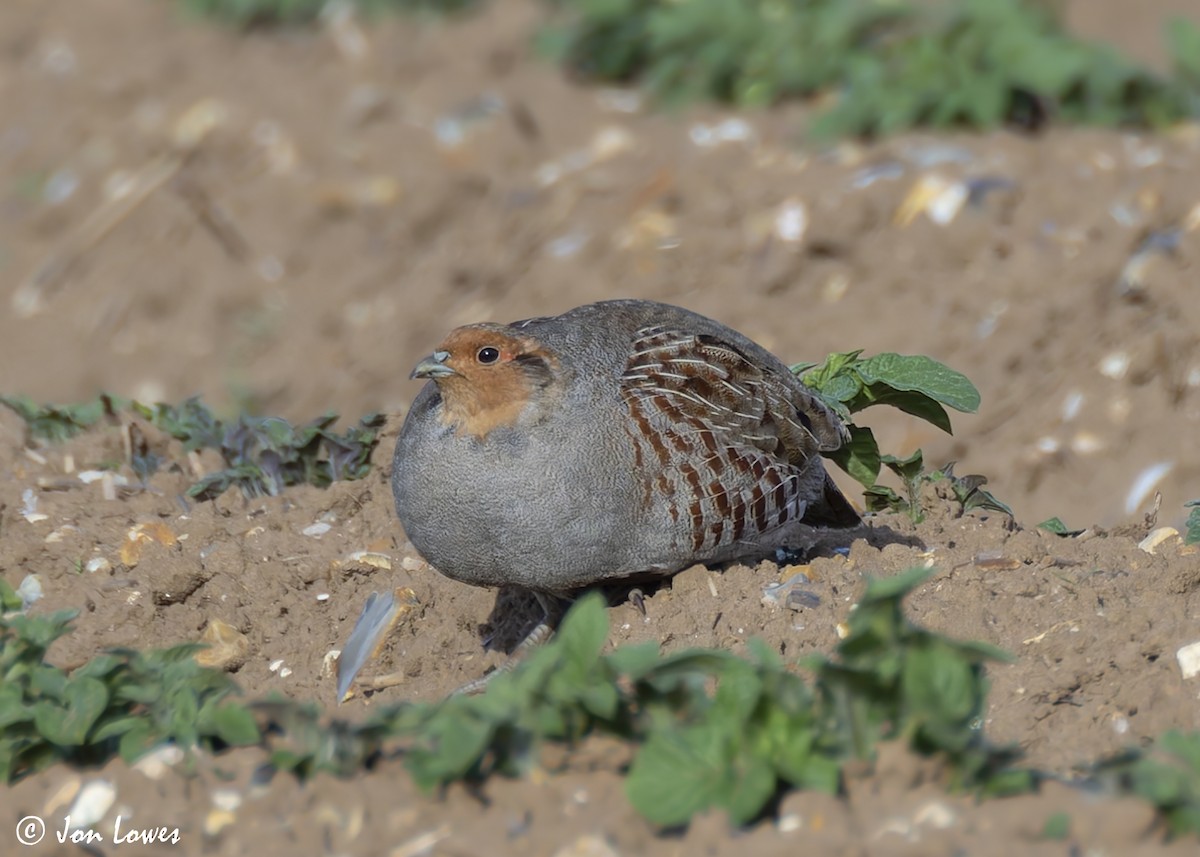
[913,801,957,830]
[303,522,332,538]
[1098,351,1131,380]
[212,789,243,813]
[67,780,116,829]
[43,168,79,205]
[1069,431,1105,456]
[777,813,802,833]
[20,488,48,523]
[1176,640,1200,680]
[16,575,42,609]
[850,162,904,189]
[552,834,621,857]
[1061,390,1084,422]
[774,199,808,243]
[204,809,237,837]
[1138,527,1180,555]
[133,745,184,780]
[546,231,590,259]
[595,88,642,113]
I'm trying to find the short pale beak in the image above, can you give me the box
[410,350,456,380]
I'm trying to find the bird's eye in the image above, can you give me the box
[476,346,500,364]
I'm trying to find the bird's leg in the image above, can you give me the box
[454,591,564,696]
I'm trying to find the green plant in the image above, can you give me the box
[0,394,118,442]
[1185,500,1200,545]
[795,351,979,485]
[0,579,23,615]
[1094,731,1200,838]
[11,570,1200,836]
[174,410,387,500]
[0,610,258,781]
[176,0,480,27]
[0,394,385,501]
[863,453,1012,523]
[792,351,1008,521]
[1038,516,1085,536]
[277,568,1030,825]
[539,0,1200,138]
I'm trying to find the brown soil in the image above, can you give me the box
[2,1,1200,854]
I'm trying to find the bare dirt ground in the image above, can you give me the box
[2,1,1200,854]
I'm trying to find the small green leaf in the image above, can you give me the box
[824,425,881,488]
[865,388,954,434]
[723,753,777,824]
[35,677,108,745]
[881,450,925,484]
[606,642,664,679]
[1041,811,1071,840]
[863,484,906,514]
[31,665,69,700]
[556,593,610,669]
[712,661,763,726]
[211,704,261,746]
[90,714,142,743]
[855,354,981,414]
[0,684,32,729]
[0,578,22,612]
[1185,500,1200,545]
[903,642,977,726]
[626,731,726,827]
[72,654,124,681]
[860,567,936,604]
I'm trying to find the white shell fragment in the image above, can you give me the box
[212,789,243,813]
[302,522,332,538]
[17,575,43,610]
[689,118,755,148]
[1035,436,1061,455]
[1124,461,1174,516]
[773,199,808,243]
[1061,390,1084,422]
[850,162,904,189]
[1099,351,1131,380]
[595,88,642,113]
[545,231,590,259]
[1138,527,1180,555]
[1069,432,1105,456]
[535,126,634,187]
[20,488,48,523]
[67,780,117,830]
[894,175,968,226]
[133,745,184,780]
[1177,641,1200,680]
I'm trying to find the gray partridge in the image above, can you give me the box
[391,299,860,675]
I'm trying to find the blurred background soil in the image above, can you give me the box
[2,1,1200,855]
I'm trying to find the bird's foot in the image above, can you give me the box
[456,591,564,695]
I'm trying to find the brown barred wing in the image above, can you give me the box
[618,324,846,556]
